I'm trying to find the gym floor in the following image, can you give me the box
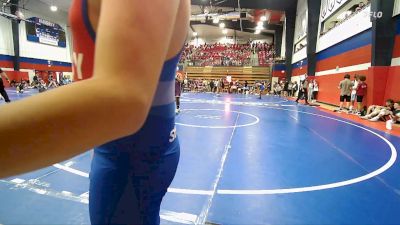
[1,89,399,224]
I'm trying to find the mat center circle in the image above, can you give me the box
[175,109,260,129]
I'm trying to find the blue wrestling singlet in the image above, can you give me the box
[69,0,181,224]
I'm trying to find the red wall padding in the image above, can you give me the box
[292,65,308,77]
[384,66,400,101]
[316,45,371,72]
[315,70,368,105]
[272,70,286,78]
[316,66,399,106]
[366,67,389,105]
[0,61,14,68]
[393,35,400,58]
[1,71,29,88]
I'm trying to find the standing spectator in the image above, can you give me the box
[275,82,282,96]
[183,76,188,92]
[292,81,298,97]
[287,82,293,97]
[228,80,233,94]
[175,73,183,114]
[283,81,289,97]
[214,79,220,94]
[202,79,208,92]
[220,79,225,92]
[355,75,367,115]
[295,75,309,105]
[32,73,39,87]
[216,78,223,96]
[209,80,215,93]
[0,68,11,103]
[259,82,265,99]
[244,80,249,94]
[349,75,359,113]
[308,80,314,102]
[312,79,319,103]
[266,82,272,95]
[338,74,353,111]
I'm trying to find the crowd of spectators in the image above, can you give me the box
[181,78,268,95]
[180,42,274,67]
[320,1,370,36]
[9,74,72,94]
[179,73,399,129]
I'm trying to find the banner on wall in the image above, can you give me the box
[294,0,308,43]
[394,0,400,16]
[25,17,67,48]
[294,11,308,42]
[320,0,350,22]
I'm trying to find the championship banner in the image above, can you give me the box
[25,17,67,48]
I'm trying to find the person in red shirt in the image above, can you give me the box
[355,75,367,115]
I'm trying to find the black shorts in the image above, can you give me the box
[356,95,364,103]
[340,95,351,102]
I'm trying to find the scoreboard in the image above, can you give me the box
[26,17,66,48]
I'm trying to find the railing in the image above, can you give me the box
[320,3,371,37]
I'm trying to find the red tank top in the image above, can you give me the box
[69,0,95,81]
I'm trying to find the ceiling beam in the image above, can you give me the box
[190,23,274,38]
[190,20,280,33]
[190,0,297,11]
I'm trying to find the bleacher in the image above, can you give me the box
[184,66,271,85]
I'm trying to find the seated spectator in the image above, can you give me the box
[355,2,365,11]
[389,101,400,124]
[179,42,274,67]
[10,79,17,87]
[16,80,26,93]
[361,99,395,121]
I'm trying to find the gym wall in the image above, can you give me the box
[287,0,400,106]
[0,6,72,77]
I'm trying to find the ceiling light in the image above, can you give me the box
[219,22,225,28]
[260,15,267,21]
[222,29,228,35]
[50,5,58,12]
[213,17,220,24]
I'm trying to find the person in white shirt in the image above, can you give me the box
[308,81,314,102]
[312,80,319,103]
[349,75,359,113]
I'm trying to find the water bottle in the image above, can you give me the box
[386,120,393,130]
